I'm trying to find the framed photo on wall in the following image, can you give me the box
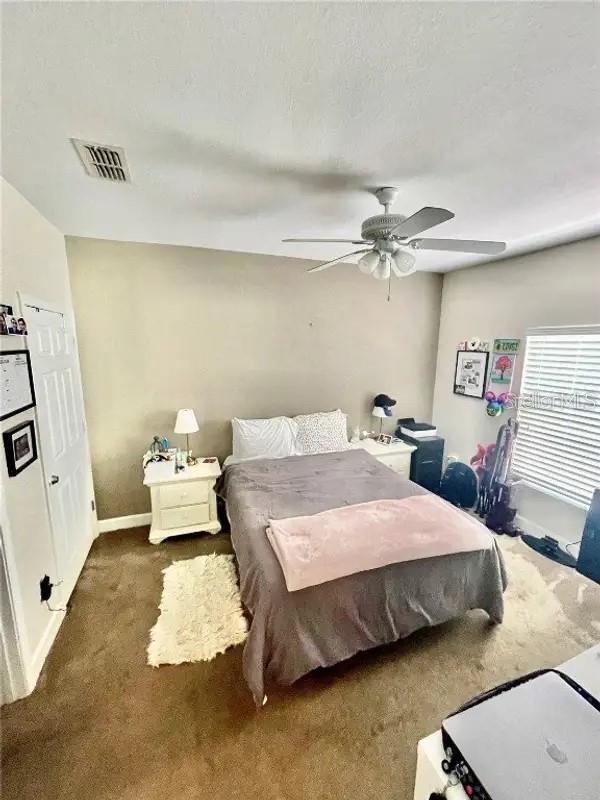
[3,419,38,476]
[454,350,490,399]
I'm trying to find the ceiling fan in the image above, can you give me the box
[283,187,506,280]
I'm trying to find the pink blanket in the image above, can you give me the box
[267,495,493,591]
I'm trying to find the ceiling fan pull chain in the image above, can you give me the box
[387,267,392,302]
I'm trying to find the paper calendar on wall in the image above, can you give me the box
[0,350,36,422]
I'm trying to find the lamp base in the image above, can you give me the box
[185,433,197,465]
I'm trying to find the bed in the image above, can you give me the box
[216,447,507,705]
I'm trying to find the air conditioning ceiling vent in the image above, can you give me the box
[71,139,131,182]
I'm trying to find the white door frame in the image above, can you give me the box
[0,496,29,703]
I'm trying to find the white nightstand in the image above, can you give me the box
[143,458,221,544]
[350,437,416,479]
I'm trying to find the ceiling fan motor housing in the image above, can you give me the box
[361,214,407,242]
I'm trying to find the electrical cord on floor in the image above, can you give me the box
[45,599,68,613]
[565,539,582,555]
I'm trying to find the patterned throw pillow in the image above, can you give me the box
[294,410,349,455]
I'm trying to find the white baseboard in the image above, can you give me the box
[515,513,549,540]
[25,611,64,695]
[98,513,151,534]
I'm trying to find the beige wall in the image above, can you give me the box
[66,237,443,519]
[1,178,88,697]
[432,236,600,542]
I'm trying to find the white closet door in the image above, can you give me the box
[25,306,94,600]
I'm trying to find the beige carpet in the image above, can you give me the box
[2,528,599,800]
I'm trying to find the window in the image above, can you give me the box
[512,325,600,509]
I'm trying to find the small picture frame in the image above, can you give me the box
[3,420,38,476]
[454,350,490,399]
[377,434,393,445]
[0,304,27,336]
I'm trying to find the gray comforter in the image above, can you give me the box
[216,449,507,705]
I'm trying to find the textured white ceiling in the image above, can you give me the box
[2,2,599,272]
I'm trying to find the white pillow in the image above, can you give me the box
[231,416,299,461]
[294,409,349,455]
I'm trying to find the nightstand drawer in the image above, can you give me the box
[160,481,209,509]
[161,503,210,530]
[378,452,410,478]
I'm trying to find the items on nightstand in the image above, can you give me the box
[150,435,169,454]
[143,456,222,544]
[396,421,445,494]
[174,408,199,465]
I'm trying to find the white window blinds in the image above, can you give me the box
[512,325,600,509]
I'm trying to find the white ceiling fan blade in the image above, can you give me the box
[388,207,455,238]
[283,238,371,244]
[411,238,506,255]
[307,248,373,273]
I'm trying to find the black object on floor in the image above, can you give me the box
[576,489,600,584]
[521,534,577,568]
[438,462,478,509]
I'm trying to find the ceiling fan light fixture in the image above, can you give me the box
[392,250,417,276]
[373,255,391,281]
[358,250,380,275]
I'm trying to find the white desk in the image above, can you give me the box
[413,644,600,800]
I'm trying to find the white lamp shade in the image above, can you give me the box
[391,250,417,276]
[174,408,199,434]
[358,250,380,275]
[371,406,387,418]
[372,257,391,281]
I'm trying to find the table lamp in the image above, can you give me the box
[372,405,387,435]
[174,408,199,465]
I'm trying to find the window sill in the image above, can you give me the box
[510,475,591,511]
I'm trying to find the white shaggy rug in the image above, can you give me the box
[147,553,248,667]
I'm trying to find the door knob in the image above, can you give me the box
[50,475,60,485]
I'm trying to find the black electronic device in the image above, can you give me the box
[577,489,600,584]
[396,427,444,493]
